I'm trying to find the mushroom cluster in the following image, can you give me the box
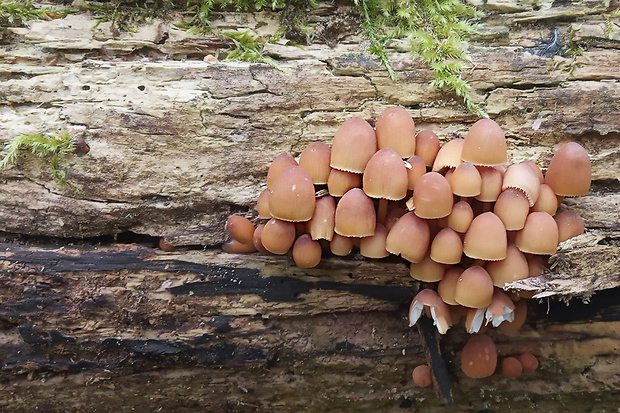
[223,106,591,380]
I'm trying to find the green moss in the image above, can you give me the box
[605,8,620,40]
[0,132,78,190]
[222,29,280,68]
[0,0,78,29]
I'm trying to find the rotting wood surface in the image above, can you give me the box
[0,1,619,411]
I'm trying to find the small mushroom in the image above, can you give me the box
[363,147,409,222]
[494,188,530,230]
[330,233,355,256]
[375,106,416,158]
[299,141,331,184]
[256,188,272,219]
[261,218,296,255]
[73,136,90,156]
[554,210,585,242]
[359,223,390,259]
[485,289,516,327]
[454,266,494,308]
[412,364,433,387]
[415,129,440,167]
[411,172,454,219]
[502,357,523,379]
[519,352,539,372]
[448,162,482,197]
[432,138,464,172]
[327,168,361,197]
[226,215,255,245]
[405,155,427,190]
[410,254,446,282]
[292,234,322,268]
[446,200,474,233]
[544,142,591,197]
[385,211,431,263]
[475,166,503,202]
[334,188,376,237]
[252,224,269,253]
[307,195,336,242]
[330,117,377,173]
[408,289,452,334]
[269,166,316,222]
[461,118,507,166]
[515,211,559,255]
[502,162,541,207]
[430,227,463,265]
[266,153,298,189]
[531,183,558,215]
[461,334,497,378]
[437,266,464,305]
[486,244,529,288]
[463,212,507,261]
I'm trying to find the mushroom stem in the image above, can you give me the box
[377,198,388,225]
[417,316,453,405]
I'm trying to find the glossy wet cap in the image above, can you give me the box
[299,141,332,184]
[374,106,416,158]
[454,266,494,308]
[412,172,454,219]
[461,334,497,378]
[266,153,298,189]
[330,117,377,173]
[334,188,376,237]
[554,210,585,242]
[463,212,507,261]
[432,138,464,172]
[415,129,440,167]
[516,212,559,255]
[363,147,408,200]
[292,234,322,268]
[269,166,316,222]
[385,211,431,263]
[462,118,507,166]
[544,142,591,197]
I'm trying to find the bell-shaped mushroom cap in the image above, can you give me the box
[461,334,498,378]
[334,188,376,237]
[437,266,464,305]
[415,129,440,167]
[463,212,507,261]
[502,162,541,207]
[386,211,431,263]
[405,155,427,190]
[269,166,316,222]
[516,211,559,255]
[454,266,495,308]
[412,172,454,219]
[327,168,361,197]
[544,142,592,197]
[307,195,336,241]
[475,166,503,202]
[409,289,452,334]
[448,162,482,197]
[498,298,527,332]
[330,117,377,173]
[266,153,298,189]
[519,352,539,372]
[252,224,269,253]
[462,118,507,166]
[410,254,446,282]
[486,244,529,287]
[360,223,390,258]
[375,106,416,158]
[330,233,355,256]
[363,147,408,200]
[465,307,487,334]
[522,160,544,183]
[412,365,433,387]
[222,239,256,254]
[256,188,272,219]
[494,189,530,231]
[299,141,331,184]
[430,227,463,264]
[554,210,585,242]
[261,218,296,254]
[532,183,558,215]
[226,215,255,245]
[292,234,322,268]
[385,207,407,232]
[485,289,516,327]
[432,138,464,172]
[502,357,523,379]
[447,200,474,233]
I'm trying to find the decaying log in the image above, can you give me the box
[0,1,619,411]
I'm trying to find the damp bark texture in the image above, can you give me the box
[0,1,619,412]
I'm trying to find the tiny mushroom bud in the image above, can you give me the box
[226,215,255,245]
[415,129,440,167]
[73,136,90,156]
[412,365,433,387]
[222,239,256,254]
[360,223,390,259]
[292,234,322,268]
[461,118,507,166]
[299,141,331,184]
[409,289,452,334]
[330,117,377,173]
[502,357,523,379]
[330,233,355,256]
[252,224,269,253]
[159,238,175,252]
[261,218,296,255]
[256,188,272,219]
[269,166,316,222]
[334,188,376,237]
[448,162,482,197]
[544,142,592,197]
[266,153,298,189]
[554,210,585,242]
[519,352,539,372]
[375,106,416,158]
[461,334,497,379]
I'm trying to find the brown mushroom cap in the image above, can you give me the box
[516,212,559,255]
[330,233,355,256]
[409,289,452,334]
[405,155,427,190]
[334,188,376,237]
[522,160,544,183]
[544,142,592,197]
[430,227,463,264]
[410,254,446,282]
[554,210,585,242]
[502,357,523,379]
[476,166,503,202]
[363,147,408,200]
[412,365,433,387]
[437,266,464,305]
[360,223,390,258]
[412,172,454,219]
[385,211,431,263]
[463,212,507,261]
[256,188,272,219]
[266,153,298,189]
[485,289,516,327]
[454,266,495,308]
[502,162,541,207]
[532,183,558,215]
[494,188,530,230]
[327,168,361,197]
[252,224,269,253]
[269,166,316,222]
[292,234,322,268]
[432,138,464,172]
[222,239,256,254]
[307,195,336,241]
[330,117,377,173]
[486,244,529,287]
[447,200,474,233]
[261,218,296,254]
[498,298,527,332]
[226,215,255,245]
[299,141,332,184]
[519,352,539,372]
[462,118,507,166]
[375,106,416,158]
[448,162,482,197]
[159,238,175,252]
[461,334,498,378]
[415,129,440,167]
